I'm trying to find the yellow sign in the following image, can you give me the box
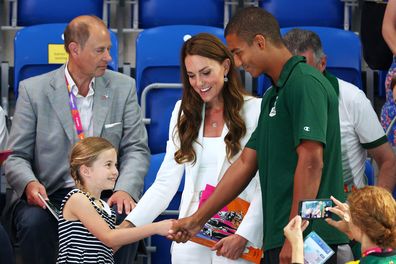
[48,44,68,64]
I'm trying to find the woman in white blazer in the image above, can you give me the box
[126,33,263,263]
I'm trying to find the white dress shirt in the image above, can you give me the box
[64,65,95,187]
[64,64,95,137]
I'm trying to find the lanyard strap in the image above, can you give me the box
[362,247,393,257]
[65,76,85,140]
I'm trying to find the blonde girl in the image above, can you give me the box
[57,137,172,264]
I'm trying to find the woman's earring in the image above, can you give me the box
[224,75,228,82]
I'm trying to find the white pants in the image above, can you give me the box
[171,240,251,264]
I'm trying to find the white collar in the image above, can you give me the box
[65,62,95,97]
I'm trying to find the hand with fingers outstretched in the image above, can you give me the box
[324,187,396,263]
[107,190,136,215]
[324,196,353,239]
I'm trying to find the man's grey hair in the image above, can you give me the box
[283,28,325,65]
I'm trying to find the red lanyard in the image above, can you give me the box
[65,76,85,140]
[362,247,393,257]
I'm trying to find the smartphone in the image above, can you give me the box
[298,199,332,219]
[37,193,60,220]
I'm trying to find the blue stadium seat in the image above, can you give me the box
[13,23,118,98]
[365,160,396,199]
[138,0,224,29]
[364,160,396,199]
[259,0,344,28]
[256,75,272,97]
[16,0,103,26]
[257,26,362,97]
[365,159,375,186]
[143,152,185,264]
[136,25,225,154]
[143,152,185,215]
[257,27,362,96]
[282,26,362,89]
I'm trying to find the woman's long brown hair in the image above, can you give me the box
[174,33,248,164]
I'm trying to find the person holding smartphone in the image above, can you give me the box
[284,186,396,264]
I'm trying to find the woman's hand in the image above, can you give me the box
[325,196,353,239]
[283,215,309,264]
[283,215,309,246]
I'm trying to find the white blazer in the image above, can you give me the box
[127,96,263,247]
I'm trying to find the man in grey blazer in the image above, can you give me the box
[3,15,150,264]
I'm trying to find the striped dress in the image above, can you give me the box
[57,189,116,264]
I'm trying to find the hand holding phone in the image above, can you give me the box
[298,199,332,220]
[37,193,60,220]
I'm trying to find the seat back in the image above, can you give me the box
[260,0,343,28]
[365,160,396,199]
[256,75,272,97]
[365,159,375,186]
[17,0,103,26]
[138,0,224,29]
[144,152,185,210]
[257,26,362,96]
[136,25,224,154]
[14,23,118,98]
[282,26,362,89]
[144,152,185,264]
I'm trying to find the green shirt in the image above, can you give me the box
[246,56,348,250]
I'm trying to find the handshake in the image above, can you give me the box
[151,214,250,261]
[154,214,208,242]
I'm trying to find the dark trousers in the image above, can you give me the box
[261,244,338,264]
[12,188,138,264]
[0,223,15,264]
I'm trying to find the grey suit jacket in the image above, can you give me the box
[4,65,150,213]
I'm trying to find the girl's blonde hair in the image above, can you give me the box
[348,186,396,248]
[70,137,115,189]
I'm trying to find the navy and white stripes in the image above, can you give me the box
[57,189,116,264]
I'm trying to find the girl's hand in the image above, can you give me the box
[156,219,174,236]
[167,215,202,243]
[325,196,353,239]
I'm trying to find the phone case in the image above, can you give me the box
[298,199,332,219]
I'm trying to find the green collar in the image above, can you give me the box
[323,70,339,96]
[275,56,305,88]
